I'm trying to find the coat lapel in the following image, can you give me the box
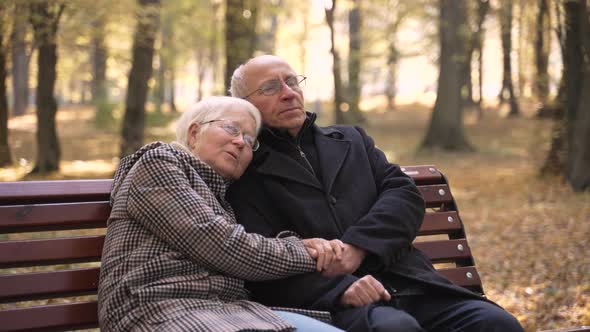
[315,127,351,194]
[255,147,323,190]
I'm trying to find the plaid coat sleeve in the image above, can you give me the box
[126,148,316,281]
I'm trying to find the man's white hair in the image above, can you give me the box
[175,96,261,149]
[229,63,249,98]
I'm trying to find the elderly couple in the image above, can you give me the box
[98,55,524,332]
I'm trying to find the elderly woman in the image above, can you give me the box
[98,96,344,332]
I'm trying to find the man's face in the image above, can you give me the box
[243,56,306,136]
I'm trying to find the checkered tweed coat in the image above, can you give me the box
[98,142,321,332]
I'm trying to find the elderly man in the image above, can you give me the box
[227,55,523,332]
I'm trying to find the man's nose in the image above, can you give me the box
[279,81,297,99]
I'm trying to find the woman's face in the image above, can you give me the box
[189,106,257,180]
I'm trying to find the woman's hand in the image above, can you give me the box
[302,238,345,272]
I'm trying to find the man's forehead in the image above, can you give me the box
[244,56,296,80]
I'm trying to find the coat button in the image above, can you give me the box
[329,195,337,204]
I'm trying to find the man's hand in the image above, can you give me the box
[321,243,367,277]
[302,238,345,272]
[340,275,391,307]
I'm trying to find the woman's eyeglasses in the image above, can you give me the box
[201,119,259,151]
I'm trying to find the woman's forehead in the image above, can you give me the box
[219,107,256,127]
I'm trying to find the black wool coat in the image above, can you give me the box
[227,115,485,313]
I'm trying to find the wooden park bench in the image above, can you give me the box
[0,165,587,332]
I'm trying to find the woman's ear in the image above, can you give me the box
[187,122,200,149]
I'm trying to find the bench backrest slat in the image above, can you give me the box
[0,164,483,331]
[0,302,98,332]
[0,180,111,204]
[437,266,482,289]
[0,236,104,268]
[419,212,462,235]
[0,202,109,233]
[0,268,99,303]
[414,239,473,263]
[418,184,454,207]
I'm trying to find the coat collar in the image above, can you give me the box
[315,127,351,193]
[251,113,351,192]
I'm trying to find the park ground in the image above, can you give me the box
[1,103,589,331]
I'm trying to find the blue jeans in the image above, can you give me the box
[275,310,344,331]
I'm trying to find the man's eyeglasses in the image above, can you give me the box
[201,119,259,151]
[243,75,307,99]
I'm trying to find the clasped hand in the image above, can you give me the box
[302,239,366,276]
[302,239,390,307]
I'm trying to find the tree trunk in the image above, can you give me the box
[421,0,473,151]
[165,14,176,113]
[540,105,566,175]
[168,64,176,112]
[540,0,568,174]
[155,53,165,114]
[0,6,12,166]
[534,0,550,104]
[11,2,31,117]
[463,41,474,107]
[256,0,280,54]
[347,0,365,124]
[209,1,221,95]
[195,48,207,101]
[298,3,310,77]
[29,2,64,173]
[564,0,590,191]
[120,0,160,158]
[155,14,171,114]
[385,44,399,112]
[91,16,107,104]
[91,14,111,125]
[471,0,489,117]
[326,0,346,124]
[225,0,258,95]
[499,0,520,115]
[516,0,527,101]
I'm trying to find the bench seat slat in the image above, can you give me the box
[0,301,98,331]
[0,268,100,303]
[0,202,109,233]
[414,239,473,263]
[0,236,104,268]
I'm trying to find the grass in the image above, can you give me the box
[2,102,589,331]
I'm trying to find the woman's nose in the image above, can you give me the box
[232,135,246,147]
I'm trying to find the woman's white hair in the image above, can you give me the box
[175,96,261,149]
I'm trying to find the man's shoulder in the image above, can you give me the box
[314,123,369,140]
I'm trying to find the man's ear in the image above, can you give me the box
[188,122,200,149]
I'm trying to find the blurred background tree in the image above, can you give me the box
[0,0,586,193]
[120,0,160,158]
[29,0,65,173]
[0,2,12,166]
[420,0,473,151]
